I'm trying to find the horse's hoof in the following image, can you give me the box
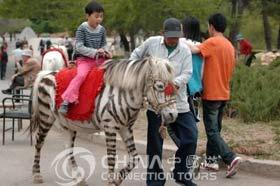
[33,173,43,184]
[77,179,88,186]
[107,181,121,186]
[107,184,116,186]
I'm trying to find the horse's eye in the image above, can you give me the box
[154,81,165,91]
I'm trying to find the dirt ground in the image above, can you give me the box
[132,110,280,161]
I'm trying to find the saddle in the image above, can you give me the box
[55,67,105,121]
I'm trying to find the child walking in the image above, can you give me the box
[59,0,112,114]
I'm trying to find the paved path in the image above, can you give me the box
[0,127,279,186]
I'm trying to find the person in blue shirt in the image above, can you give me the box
[180,16,204,122]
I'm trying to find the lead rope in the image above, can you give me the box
[159,115,168,139]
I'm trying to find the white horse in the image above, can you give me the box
[41,44,69,71]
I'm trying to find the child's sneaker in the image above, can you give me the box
[58,101,69,115]
[226,156,242,178]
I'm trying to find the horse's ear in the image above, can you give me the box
[141,57,150,65]
[146,56,154,65]
[166,63,173,74]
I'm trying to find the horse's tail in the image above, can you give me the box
[29,71,52,134]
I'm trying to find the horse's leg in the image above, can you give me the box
[68,131,78,169]
[104,128,117,186]
[32,117,53,184]
[67,131,88,186]
[113,127,139,185]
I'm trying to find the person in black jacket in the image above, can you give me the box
[0,45,8,80]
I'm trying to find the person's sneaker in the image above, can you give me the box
[2,89,12,95]
[201,160,219,172]
[58,101,69,114]
[189,156,202,177]
[226,156,242,178]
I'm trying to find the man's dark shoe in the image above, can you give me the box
[175,180,197,186]
[173,171,197,186]
[2,89,12,95]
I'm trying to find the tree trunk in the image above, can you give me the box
[229,0,237,44]
[277,24,280,50]
[129,31,136,51]
[119,32,130,52]
[261,0,272,51]
[229,0,247,47]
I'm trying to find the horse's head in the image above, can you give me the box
[144,57,178,124]
[102,57,178,123]
[51,44,69,61]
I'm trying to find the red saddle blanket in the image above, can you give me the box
[55,67,104,121]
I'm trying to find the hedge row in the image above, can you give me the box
[230,60,280,122]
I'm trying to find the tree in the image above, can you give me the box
[228,0,250,47]
[101,0,220,51]
[278,25,280,50]
[0,18,30,35]
[247,0,279,51]
[0,0,87,34]
[265,0,280,50]
[261,0,272,51]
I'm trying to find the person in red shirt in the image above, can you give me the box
[236,34,255,66]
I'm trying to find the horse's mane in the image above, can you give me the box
[102,57,174,90]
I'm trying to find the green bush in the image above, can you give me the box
[231,60,280,122]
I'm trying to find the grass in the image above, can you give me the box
[133,110,280,161]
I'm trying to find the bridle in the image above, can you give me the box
[143,69,176,114]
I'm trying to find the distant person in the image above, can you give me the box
[235,34,255,66]
[9,32,13,41]
[65,37,74,61]
[46,40,52,50]
[58,0,112,114]
[39,39,45,56]
[29,45,34,56]
[23,42,29,49]
[0,46,8,80]
[12,41,24,95]
[2,49,41,94]
[1,35,4,45]
[12,41,24,72]
[15,39,21,48]
[23,37,28,44]
[3,41,8,51]
[187,13,241,178]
